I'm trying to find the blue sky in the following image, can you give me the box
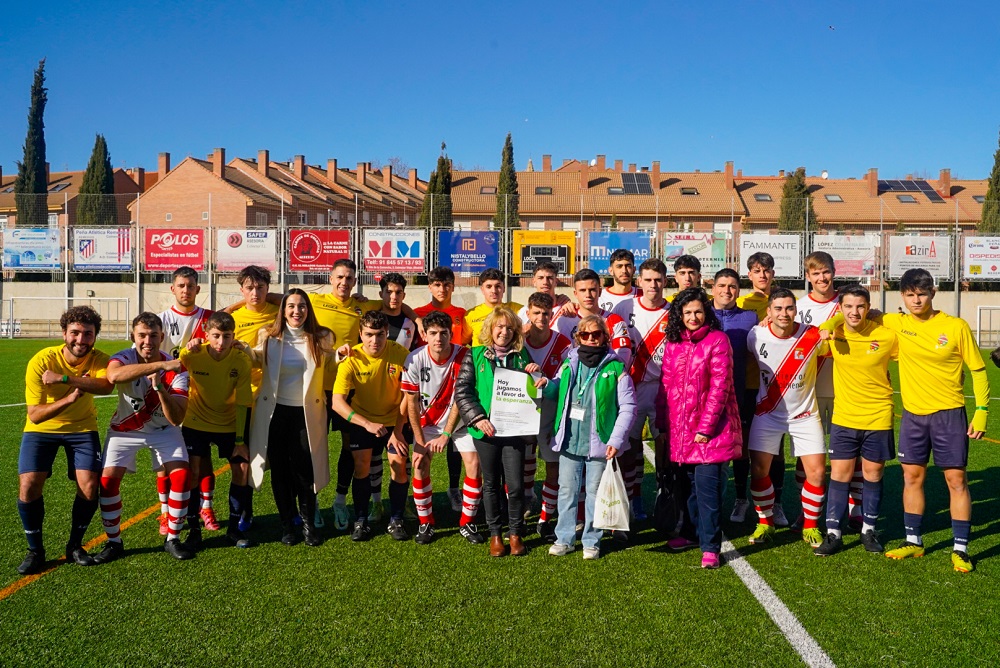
[2,1,999,181]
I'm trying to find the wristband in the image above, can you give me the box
[976,406,989,411]
[61,375,69,384]
[347,410,356,422]
[442,431,452,439]
[154,383,166,392]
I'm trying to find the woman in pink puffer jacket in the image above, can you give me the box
[656,288,742,569]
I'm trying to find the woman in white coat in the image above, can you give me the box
[246,288,334,547]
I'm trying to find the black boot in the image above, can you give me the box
[16,549,46,575]
[65,544,96,567]
[302,521,322,547]
[280,524,302,546]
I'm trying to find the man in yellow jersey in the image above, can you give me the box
[822,269,989,572]
[812,285,897,557]
[463,268,523,347]
[332,310,410,542]
[16,306,114,574]
[179,312,254,549]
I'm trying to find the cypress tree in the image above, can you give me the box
[78,133,118,226]
[14,59,49,227]
[435,151,452,227]
[777,167,816,232]
[980,129,1000,234]
[493,133,519,228]
[417,170,439,228]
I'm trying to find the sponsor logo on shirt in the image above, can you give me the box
[229,368,239,378]
[936,334,949,349]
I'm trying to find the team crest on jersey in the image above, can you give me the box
[388,365,399,376]
[868,341,880,354]
[659,323,667,333]
[229,368,239,378]
[936,334,949,349]
[794,348,805,360]
[354,307,363,316]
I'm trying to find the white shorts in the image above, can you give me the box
[629,380,660,440]
[103,428,189,474]
[817,397,833,433]
[424,426,476,454]
[748,412,826,458]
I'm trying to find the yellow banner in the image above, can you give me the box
[512,230,576,275]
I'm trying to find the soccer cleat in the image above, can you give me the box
[448,488,462,513]
[459,523,486,545]
[158,512,169,536]
[771,504,790,528]
[667,536,697,551]
[952,550,974,573]
[16,549,46,575]
[582,547,600,560]
[351,519,373,542]
[885,541,925,560]
[164,538,195,560]
[789,514,804,534]
[801,528,824,548]
[92,541,124,565]
[701,552,721,569]
[631,497,647,522]
[200,508,221,531]
[65,545,96,567]
[387,518,410,541]
[367,501,385,523]
[813,533,843,556]
[537,520,556,543]
[226,528,253,548]
[860,530,883,553]
[182,527,203,552]
[332,502,350,531]
[548,543,575,556]
[748,523,776,545]
[415,523,434,545]
[729,499,751,523]
[313,508,325,529]
[238,512,254,533]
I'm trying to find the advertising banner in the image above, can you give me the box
[363,229,425,272]
[811,234,879,278]
[512,230,576,275]
[489,367,541,438]
[216,229,277,272]
[143,228,205,271]
[738,233,801,278]
[288,229,351,272]
[2,227,61,270]
[437,230,500,273]
[888,235,951,279]
[588,232,652,274]
[662,232,728,275]
[72,227,132,271]
[962,237,1000,280]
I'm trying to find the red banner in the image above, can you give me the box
[289,229,351,271]
[143,228,205,271]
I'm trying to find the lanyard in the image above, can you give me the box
[576,364,597,402]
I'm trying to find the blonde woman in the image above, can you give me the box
[454,307,543,557]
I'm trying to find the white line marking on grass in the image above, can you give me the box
[642,444,835,668]
[0,395,116,409]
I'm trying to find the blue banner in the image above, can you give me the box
[588,232,652,274]
[437,230,500,273]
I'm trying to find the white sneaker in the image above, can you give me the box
[772,503,789,528]
[548,543,574,556]
[448,488,462,513]
[582,547,600,560]
[729,499,750,523]
[332,501,350,531]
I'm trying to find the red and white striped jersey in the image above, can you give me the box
[599,286,640,313]
[159,306,213,359]
[608,297,670,384]
[523,330,573,378]
[401,344,468,430]
[551,308,611,342]
[795,293,839,398]
[109,348,189,433]
[747,322,830,421]
[516,295,571,330]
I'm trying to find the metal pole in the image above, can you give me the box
[954,202,961,318]
[135,195,142,315]
[207,193,215,311]
[880,198,886,313]
[804,197,810,292]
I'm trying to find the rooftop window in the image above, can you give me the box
[973,195,985,204]
[535,186,553,195]
[680,187,699,196]
[479,186,497,195]
[607,187,624,195]
[824,194,843,202]
[896,194,917,203]
[753,193,772,202]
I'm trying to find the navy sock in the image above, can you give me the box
[229,484,246,524]
[352,475,371,521]
[825,480,849,533]
[336,446,354,496]
[447,445,462,490]
[952,519,972,553]
[388,480,408,521]
[18,497,45,552]
[861,478,882,529]
[69,495,98,548]
[903,511,923,545]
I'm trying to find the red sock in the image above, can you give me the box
[166,468,191,538]
[200,474,214,510]
[157,475,170,515]
[539,483,558,522]
[100,476,123,541]
[800,480,825,530]
[750,476,774,525]
[460,476,481,527]
[413,476,434,525]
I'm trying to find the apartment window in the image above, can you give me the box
[0,215,7,225]
[390,212,398,226]
[48,213,59,226]
[607,187,624,195]
[363,211,370,224]
[563,221,581,231]
[454,221,472,231]
[165,213,173,222]
[680,187,699,196]
[332,211,340,225]
[527,222,546,231]
[316,213,325,226]
[479,186,497,195]
[377,214,384,226]
[277,216,287,226]
[637,222,656,231]
[824,194,844,203]
[255,212,268,226]
[2,186,13,194]
[347,213,355,225]
[897,195,917,203]
[535,187,553,195]
[403,214,409,225]
[753,193,772,202]
[299,211,307,225]
[202,212,209,220]
[973,196,986,204]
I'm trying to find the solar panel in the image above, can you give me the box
[621,173,637,194]
[633,173,653,194]
[914,181,945,202]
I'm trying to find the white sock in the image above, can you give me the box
[862,522,876,534]
[905,533,923,546]
[827,528,842,539]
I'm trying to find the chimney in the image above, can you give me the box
[258,150,269,176]
[562,159,572,167]
[327,159,338,181]
[614,159,623,172]
[293,155,305,180]
[383,164,393,188]
[778,169,785,178]
[724,161,734,190]
[867,167,878,197]
[580,159,589,190]
[212,147,225,178]
[158,152,171,180]
[542,154,552,172]
[737,169,743,178]
[596,154,606,170]
[408,168,418,189]
[651,161,660,188]
[938,168,951,197]
[628,163,636,173]
[132,167,145,189]
[45,162,50,182]
[356,162,366,187]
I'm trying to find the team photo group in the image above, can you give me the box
[15,246,993,575]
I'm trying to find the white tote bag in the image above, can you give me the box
[593,458,631,532]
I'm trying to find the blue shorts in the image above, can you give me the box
[19,431,102,479]
[182,426,237,460]
[829,425,895,462]
[898,407,968,468]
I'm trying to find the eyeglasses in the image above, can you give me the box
[578,330,603,341]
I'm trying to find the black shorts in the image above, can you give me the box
[829,425,895,463]
[326,390,352,433]
[182,426,237,460]
[347,423,391,453]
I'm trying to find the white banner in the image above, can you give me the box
[661,232,728,275]
[811,234,879,278]
[489,367,541,438]
[363,229,425,272]
[738,233,801,278]
[73,227,132,271]
[962,237,1000,280]
[216,229,277,272]
[888,235,951,279]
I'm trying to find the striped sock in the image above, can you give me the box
[100,476,123,543]
[369,454,384,504]
[166,468,191,540]
[800,480,825,530]
[952,519,971,553]
[200,473,214,510]
[523,448,537,503]
[750,476,774,525]
[460,476,481,526]
[413,477,434,525]
[633,459,644,499]
[156,475,170,516]
[539,483,558,522]
[623,466,636,502]
[847,459,864,519]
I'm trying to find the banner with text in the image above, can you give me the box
[512,230,576,275]
[962,236,1000,280]
[888,235,951,279]
[143,228,205,272]
[489,367,541,438]
[811,234,879,278]
[288,229,351,272]
[363,229,426,272]
[2,228,61,271]
[437,230,500,273]
[738,233,801,278]
[73,227,132,271]
[216,229,277,272]
[662,232,728,275]
[588,232,652,274]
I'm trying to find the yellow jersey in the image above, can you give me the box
[333,341,409,425]
[736,292,770,320]
[232,303,279,394]
[23,346,110,434]
[179,347,253,433]
[829,320,899,431]
[309,293,379,390]
[463,301,523,348]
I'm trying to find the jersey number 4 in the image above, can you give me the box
[758,343,768,359]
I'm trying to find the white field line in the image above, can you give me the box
[0,395,117,409]
[642,444,835,668]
